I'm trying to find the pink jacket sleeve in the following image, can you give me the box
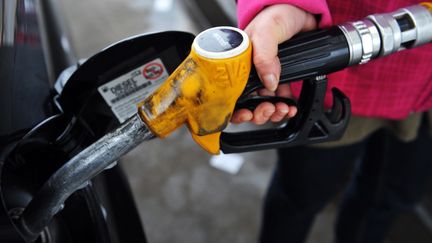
[237,0,332,29]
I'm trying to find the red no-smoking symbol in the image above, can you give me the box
[143,62,164,80]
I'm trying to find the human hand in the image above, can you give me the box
[231,4,317,125]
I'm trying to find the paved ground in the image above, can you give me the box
[57,0,337,242]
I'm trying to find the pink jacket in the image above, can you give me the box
[237,0,432,119]
[238,0,333,29]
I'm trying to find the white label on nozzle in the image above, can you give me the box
[98,58,169,123]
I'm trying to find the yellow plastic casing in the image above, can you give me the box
[421,2,432,12]
[138,27,252,154]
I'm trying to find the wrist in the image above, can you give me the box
[237,0,332,29]
[244,4,317,43]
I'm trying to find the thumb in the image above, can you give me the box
[245,4,317,91]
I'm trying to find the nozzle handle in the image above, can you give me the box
[241,26,350,96]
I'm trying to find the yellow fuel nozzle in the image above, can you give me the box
[137,27,252,154]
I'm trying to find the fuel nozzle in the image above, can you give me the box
[139,3,432,155]
[138,27,252,154]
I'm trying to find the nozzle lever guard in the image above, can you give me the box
[220,75,351,153]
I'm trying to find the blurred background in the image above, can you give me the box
[21,0,432,242]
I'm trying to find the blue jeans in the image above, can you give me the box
[260,117,432,243]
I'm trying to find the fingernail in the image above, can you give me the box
[263,74,277,92]
[240,115,248,122]
[263,110,273,117]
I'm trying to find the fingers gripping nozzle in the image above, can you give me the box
[138,27,252,154]
[220,76,351,153]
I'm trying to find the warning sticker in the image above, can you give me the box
[98,58,169,123]
[143,62,164,80]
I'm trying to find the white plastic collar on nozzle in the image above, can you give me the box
[192,26,250,59]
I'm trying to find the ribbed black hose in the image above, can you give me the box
[16,114,155,242]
